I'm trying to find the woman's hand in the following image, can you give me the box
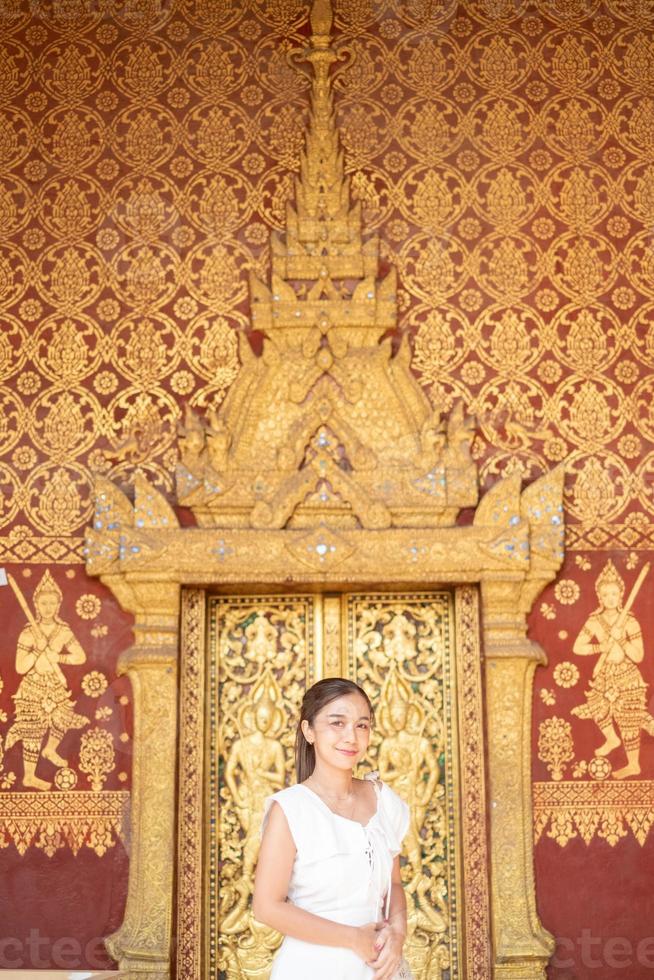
[350,922,383,964]
[369,923,405,980]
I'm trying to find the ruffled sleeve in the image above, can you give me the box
[378,782,410,857]
[261,789,303,850]
[261,786,342,859]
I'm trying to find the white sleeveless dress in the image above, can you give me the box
[262,774,410,979]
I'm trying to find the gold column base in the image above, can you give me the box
[493,961,549,980]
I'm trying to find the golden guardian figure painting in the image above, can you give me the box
[572,560,654,779]
[5,571,88,791]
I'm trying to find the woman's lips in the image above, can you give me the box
[337,748,358,756]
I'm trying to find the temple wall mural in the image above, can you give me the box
[0,0,653,976]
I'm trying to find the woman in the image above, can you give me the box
[253,677,412,980]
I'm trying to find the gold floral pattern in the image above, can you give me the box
[553,661,580,689]
[75,593,101,619]
[81,671,109,698]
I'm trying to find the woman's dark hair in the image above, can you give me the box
[295,677,374,783]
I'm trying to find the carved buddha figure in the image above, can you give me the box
[223,669,286,889]
[377,662,440,876]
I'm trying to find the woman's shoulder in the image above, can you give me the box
[364,772,408,811]
[265,783,306,812]
[365,772,410,844]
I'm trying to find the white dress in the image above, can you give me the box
[262,774,410,979]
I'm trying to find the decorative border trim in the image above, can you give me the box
[0,790,129,856]
[534,779,654,847]
[455,586,492,980]
[176,589,206,980]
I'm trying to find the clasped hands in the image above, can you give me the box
[354,920,405,980]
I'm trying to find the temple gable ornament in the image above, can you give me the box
[84,3,565,978]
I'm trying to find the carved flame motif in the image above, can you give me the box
[175,4,477,532]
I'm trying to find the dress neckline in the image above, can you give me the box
[299,779,381,829]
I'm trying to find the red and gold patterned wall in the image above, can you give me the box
[1,0,654,974]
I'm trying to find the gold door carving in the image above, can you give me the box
[347,593,458,978]
[184,587,490,980]
[208,595,317,979]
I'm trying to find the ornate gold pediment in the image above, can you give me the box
[173,6,481,533]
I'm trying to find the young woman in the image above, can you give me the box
[253,677,412,980]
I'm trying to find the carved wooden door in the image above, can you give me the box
[177,587,490,980]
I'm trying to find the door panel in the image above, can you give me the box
[207,594,318,978]
[346,592,460,978]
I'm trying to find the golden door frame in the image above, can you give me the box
[85,460,563,980]
[182,585,489,979]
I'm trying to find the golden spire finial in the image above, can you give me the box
[310,0,332,37]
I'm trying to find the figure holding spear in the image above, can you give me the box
[1,569,88,790]
[572,560,654,779]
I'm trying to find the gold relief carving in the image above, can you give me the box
[485,651,554,973]
[176,589,206,979]
[348,591,491,979]
[321,594,343,677]
[207,595,314,977]
[176,588,492,980]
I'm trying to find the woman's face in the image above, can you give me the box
[303,693,371,772]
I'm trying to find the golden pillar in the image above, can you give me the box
[102,577,180,978]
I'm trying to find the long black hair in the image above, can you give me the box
[295,677,373,783]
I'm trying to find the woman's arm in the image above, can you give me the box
[370,856,407,980]
[252,801,380,963]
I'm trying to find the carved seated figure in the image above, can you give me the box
[206,409,232,473]
[178,406,206,472]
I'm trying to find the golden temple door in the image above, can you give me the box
[176,586,491,980]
